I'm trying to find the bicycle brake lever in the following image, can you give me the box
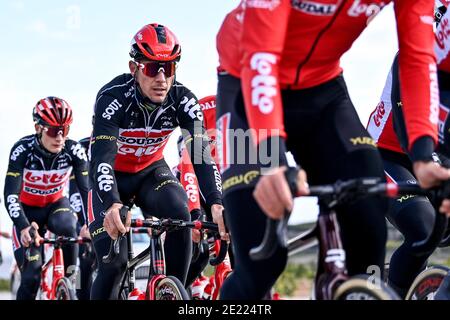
[102,234,123,264]
[249,217,278,261]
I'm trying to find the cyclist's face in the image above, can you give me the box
[129,60,175,104]
[35,124,66,153]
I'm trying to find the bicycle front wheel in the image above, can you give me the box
[151,276,189,300]
[333,274,400,300]
[55,277,77,300]
[405,265,450,300]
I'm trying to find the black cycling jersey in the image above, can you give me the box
[4,134,89,230]
[90,73,222,211]
[69,137,91,225]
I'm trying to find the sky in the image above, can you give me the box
[0,1,400,256]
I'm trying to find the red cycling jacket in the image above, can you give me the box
[178,95,218,212]
[217,0,438,153]
[368,3,450,155]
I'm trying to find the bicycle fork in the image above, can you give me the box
[146,231,167,300]
[315,202,348,300]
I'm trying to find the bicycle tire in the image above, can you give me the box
[151,276,189,300]
[405,265,450,300]
[333,274,400,300]
[55,277,77,300]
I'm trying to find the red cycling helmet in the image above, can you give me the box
[129,23,181,62]
[33,96,73,127]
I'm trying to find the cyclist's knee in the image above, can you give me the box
[20,264,41,288]
[50,214,77,236]
[160,195,190,221]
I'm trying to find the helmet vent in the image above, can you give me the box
[171,44,180,57]
[142,43,154,57]
[154,25,167,44]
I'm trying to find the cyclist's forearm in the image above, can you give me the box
[4,180,29,231]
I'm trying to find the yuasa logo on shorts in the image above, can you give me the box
[71,143,87,161]
[292,0,337,16]
[222,171,259,191]
[250,52,277,114]
[349,136,377,147]
[181,96,203,121]
[10,144,26,161]
[97,163,114,192]
[7,195,20,219]
[184,173,199,203]
[102,99,123,120]
[247,0,280,10]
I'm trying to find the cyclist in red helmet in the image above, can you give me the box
[4,96,89,300]
[88,23,227,299]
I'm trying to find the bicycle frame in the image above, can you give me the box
[40,244,65,300]
[111,215,223,300]
[251,177,443,300]
[118,227,167,300]
[209,239,232,300]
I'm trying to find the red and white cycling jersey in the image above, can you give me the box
[368,5,450,154]
[115,128,172,172]
[20,168,73,207]
[217,0,438,151]
[178,95,219,212]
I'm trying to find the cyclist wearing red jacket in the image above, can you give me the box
[216,0,450,299]
[4,97,89,300]
[366,2,450,298]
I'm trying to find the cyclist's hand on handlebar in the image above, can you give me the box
[211,204,230,242]
[103,203,131,240]
[440,199,450,216]
[192,229,201,243]
[413,161,450,189]
[253,166,309,220]
[79,224,91,239]
[20,222,42,247]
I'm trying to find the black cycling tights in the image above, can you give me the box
[217,74,388,299]
[76,242,96,300]
[381,149,438,298]
[13,198,78,300]
[89,160,192,300]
